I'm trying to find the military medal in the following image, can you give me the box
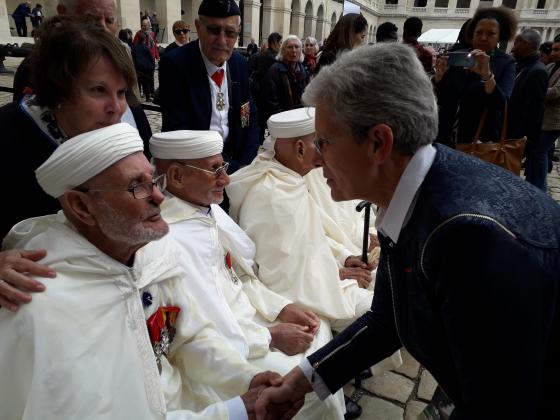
[216,91,226,111]
[146,306,181,373]
[240,101,250,128]
[225,251,240,284]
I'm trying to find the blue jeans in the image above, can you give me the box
[525,130,560,191]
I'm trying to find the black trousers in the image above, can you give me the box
[15,19,27,37]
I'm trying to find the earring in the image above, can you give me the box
[56,104,62,110]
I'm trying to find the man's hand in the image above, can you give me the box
[368,233,380,253]
[0,249,54,312]
[277,303,320,335]
[250,371,283,389]
[339,267,372,289]
[255,367,310,420]
[243,385,301,420]
[345,255,375,271]
[269,323,314,355]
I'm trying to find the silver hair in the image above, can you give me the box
[276,35,304,62]
[302,43,438,154]
[303,36,319,54]
[518,28,541,51]
[58,0,116,14]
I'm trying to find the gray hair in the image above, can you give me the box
[517,28,541,51]
[303,36,319,54]
[277,35,304,62]
[302,43,438,154]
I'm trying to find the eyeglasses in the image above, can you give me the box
[175,161,229,178]
[200,20,239,39]
[313,138,331,155]
[79,174,167,200]
[174,29,190,35]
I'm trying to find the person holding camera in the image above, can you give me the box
[433,7,517,147]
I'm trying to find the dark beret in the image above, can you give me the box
[198,0,241,17]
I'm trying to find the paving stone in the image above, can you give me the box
[417,369,438,401]
[363,371,415,404]
[360,395,404,420]
[404,400,428,420]
[394,349,421,379]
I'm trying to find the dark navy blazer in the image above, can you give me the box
[158,40,259,172]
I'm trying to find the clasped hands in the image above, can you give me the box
[247,367,311,420]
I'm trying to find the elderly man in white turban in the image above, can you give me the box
[0,123,288,420]
[150,129,345,419]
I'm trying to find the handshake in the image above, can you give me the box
[243,367,312,420]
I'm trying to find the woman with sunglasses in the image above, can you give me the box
[164,20,191,55]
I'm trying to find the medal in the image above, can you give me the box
[217,91,226,111]
[146,306,180,373]
[225,251,240,284]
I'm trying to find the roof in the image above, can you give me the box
[418,28,461,44]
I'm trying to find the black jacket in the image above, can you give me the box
[508,53,548,143]
[308,145,560,420]
[132,42,155,74]
[158,40,259,173]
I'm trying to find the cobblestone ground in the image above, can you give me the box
[2,55,559,419]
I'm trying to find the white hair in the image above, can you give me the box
[303,36,319,54]
[518,28,541,51]
[276,35,304,62]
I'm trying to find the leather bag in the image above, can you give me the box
[456,103,526,175]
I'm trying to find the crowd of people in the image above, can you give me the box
[0,0,559,419]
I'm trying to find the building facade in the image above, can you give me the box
[1,0,559,46]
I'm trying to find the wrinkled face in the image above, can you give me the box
[175,154,230,206]
[550,42,560,63]
[89,153,169,247]
[282,39,302,63]
[55,55,127,139]
[173,26,189,44]
[511,36,531,61]
[472,18,500,53]
[76,0,118,35]
[304,40,316,56]
[352,30,367,48]
[195,15,240,66]
[312,101,372,202]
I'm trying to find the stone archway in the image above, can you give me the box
[315,4,324,40]
[330,11,336,33]
[304,0,313,37]
[290,0,303,36]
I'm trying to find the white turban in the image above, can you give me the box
[262,107,316,155]
[149,130,223,160]
[36,123,144,198]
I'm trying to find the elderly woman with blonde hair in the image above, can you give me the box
[260,35,309,126]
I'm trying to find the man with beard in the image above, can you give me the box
[0,123,291,420]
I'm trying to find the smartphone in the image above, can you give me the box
[447,51,475,67]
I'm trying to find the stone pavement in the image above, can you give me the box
[1,55,559,420]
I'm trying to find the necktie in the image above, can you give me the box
[211,69,225,88]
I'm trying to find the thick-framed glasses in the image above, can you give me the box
[200,20,239,39]
[174,28,190,35]
[79,174,167,200]
[313,138,330,155]
[175,161,229,178]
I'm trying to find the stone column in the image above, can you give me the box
[291,11,305,37]
[427,0,436,13]
[470,0,480,13]
[118,0,142,34]
[243,0,260,45]
[155,0,181,43]
[0,0,11,40]
[276,0,292,37]
[448,0,457,14]
[315,17,326,40]
[261,0,273,41]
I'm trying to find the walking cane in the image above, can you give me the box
[353,200,372,391]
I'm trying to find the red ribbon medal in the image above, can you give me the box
[146,306,180,373]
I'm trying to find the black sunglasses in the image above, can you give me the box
[174,28,190,35]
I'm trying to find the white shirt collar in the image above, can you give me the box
[375,144,436,244]
[199,42,227,76]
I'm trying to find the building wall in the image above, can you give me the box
[1,0,559,45]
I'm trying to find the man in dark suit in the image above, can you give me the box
[254,43,560,420]
[158,0,259,173]
[509,29,549,186]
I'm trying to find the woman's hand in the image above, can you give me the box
[468,49,492,79]
[433,54,449,83]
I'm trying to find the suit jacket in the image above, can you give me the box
[308,144,560,420]
[159,40,259,173]
[508,53,548,143]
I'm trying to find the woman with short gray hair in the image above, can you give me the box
[303,36,319,74]
[261,35,309,128]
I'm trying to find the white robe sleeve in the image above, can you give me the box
[237,271,292,322]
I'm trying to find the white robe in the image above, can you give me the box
[161,196,345,419]
[0,212,259,420]
[227,154,373,322]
